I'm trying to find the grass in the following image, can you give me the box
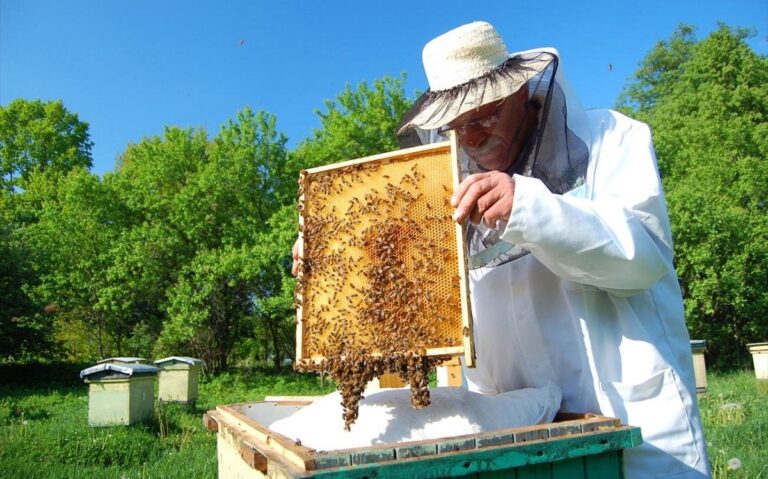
[0,363,335,479]
[0,364,765,478]
[697,371,768,478]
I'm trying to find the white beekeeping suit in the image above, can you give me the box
[397,22,710,478]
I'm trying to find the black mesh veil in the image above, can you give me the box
[397,49,591,269]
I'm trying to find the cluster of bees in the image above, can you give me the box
[295,350,445,430]
[295,156,464,429]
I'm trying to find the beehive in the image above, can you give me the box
[204,400,643,479]
[80,363,158,426]
[295,137,474,367]
[155,356,205,404]
[690,340,708,392]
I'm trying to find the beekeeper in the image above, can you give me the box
[394,21,711,478]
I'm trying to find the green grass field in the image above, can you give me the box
[0,364,765,478]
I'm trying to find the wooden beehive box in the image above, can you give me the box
[295,137,475,367]
[155,356,205,404]
[204,399,643,479]
[80,363,158,426]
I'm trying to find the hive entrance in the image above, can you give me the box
[295,139,474,429]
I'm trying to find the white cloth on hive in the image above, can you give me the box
[268,383,561,451]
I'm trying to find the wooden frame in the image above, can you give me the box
[295,134,475,367]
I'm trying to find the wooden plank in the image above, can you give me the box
[554,411,592,421]
[547,422,582,439]
[312,452,352,469]
[584,451,622,478]
[216,404,317,471]
[395,443,438,459]
[517,463,551,479]
[202,411,219,432]
[239,440,268,473]
[437,436,476,454]
[441,356,461,367]
[579,417,621,433]
[513,424,550,443]
[304,141,452,174]
[445,365,463,387]
[450,131,476,368]
[476,430,516,448]
[551,457,587,479]
[288,428,638,478]
[425,346,464,356]
[478,471,508,479]
[295,170,307,362]
[350,447,396,465]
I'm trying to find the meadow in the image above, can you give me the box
[0,363,765,478]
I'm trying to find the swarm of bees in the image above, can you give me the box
[295,153,466,430]
[295,350,445,430]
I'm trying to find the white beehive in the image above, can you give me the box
[80,363,158,426]
[154,356,206,404]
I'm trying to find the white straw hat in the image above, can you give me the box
[398,21,554,134]
[423,21,510,92]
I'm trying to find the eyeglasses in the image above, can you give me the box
[438,99,506,136]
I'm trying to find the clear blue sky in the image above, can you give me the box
[2,0,766,176]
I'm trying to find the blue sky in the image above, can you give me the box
[2,0,766,176]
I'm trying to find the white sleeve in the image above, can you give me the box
[500,112,674,295]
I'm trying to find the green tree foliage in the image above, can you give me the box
[0,99,93,192]
[3,76,414,368]
[618,25,768,369]
[19,168,127,360]
[0,194,51,358]
[0,99,93,359]
[289,75,412,173]
[110,109,293,371]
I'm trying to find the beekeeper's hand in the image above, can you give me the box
[291,238,300,276]
[451,171,515,228]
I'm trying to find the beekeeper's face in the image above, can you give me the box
[441,86,534,172]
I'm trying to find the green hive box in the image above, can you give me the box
[80,363,159,426]
[154,356,205,404]
[204,400,643,479]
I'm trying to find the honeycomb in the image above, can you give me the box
[295,140,473,366]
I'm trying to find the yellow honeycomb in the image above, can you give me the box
[296,140,473,364]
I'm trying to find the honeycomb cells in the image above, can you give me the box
[295,146,466,428]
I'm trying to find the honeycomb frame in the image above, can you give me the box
[295,135,475,368]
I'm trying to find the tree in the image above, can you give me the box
[19,168,126,360]
[112,109,292,370]
[0,194,51,358]
[288,75,413,174]
[0,99,93,359]
[0,99,93,192]
[618,24,768,369]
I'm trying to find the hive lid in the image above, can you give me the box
[747,342,768,350]
[154,356,206,367]
[96,357,147,364]
[80,363,159,380]
[690,340,707,351]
